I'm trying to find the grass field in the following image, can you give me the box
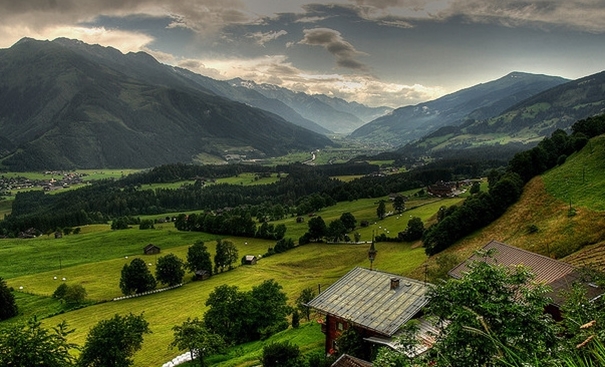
[5,240,426,367]
[541,135,605,212]
[0,189,457,367]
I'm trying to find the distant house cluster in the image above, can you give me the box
[426,179,478,198]
[0,171,86,196]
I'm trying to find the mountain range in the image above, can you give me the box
[1,37,605,171]
[0,38,335,170]
[350,72,570,147]
[399,70,605,157]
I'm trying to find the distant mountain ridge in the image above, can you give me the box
[350,72,570,147]
[229,78,392,134]
[400,70,605,156]
[0,38,334,170]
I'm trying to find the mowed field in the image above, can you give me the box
[0,190,462,367]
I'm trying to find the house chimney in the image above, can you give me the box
[390,278,400,290]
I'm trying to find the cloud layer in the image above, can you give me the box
[0,0,603,107]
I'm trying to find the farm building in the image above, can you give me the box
[243,255,258,265]
[143,244,161,255]
[194,269,210,281]
[448,240,604,320]
[306,267,434,358]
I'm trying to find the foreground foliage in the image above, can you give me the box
[0,317,77,367]
[0,276,18,320]
[78,313,150,367]
[426,254,559,366]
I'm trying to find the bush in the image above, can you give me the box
[262,341,305,367]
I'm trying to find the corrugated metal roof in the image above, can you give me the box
[448,240,603,305]
[448,240,575,284]
[307,267,430,336]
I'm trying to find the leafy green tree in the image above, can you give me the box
[398,217,424,242]
[111,217,129,230]
[53,282,69,300]
[0,276,18,320]
[155,254,185,286]
[326,219,347,242]
[426,255,559,366]
[204,280,291,344]
[307,216,327,242]
[296,287,316,321]
[214,239,239,273]
[0,317,77,367]
[250,279,291,340]
[78,313,150,367]
[203,284,248,344]
[261,341,305,367]
[185,240,213,279]
[291,309,300,328]
[393,195,405,214]
[376,200,386,220]
[170,318,226,367]
[274,223,287,240]
[339,212,357,232]
[119,258,157,295]
[63,284,87,305]
[139,219,155,230]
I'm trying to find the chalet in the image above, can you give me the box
[143,244,161,255]
[306,267,432,357]
[331,354,373,367]
[448,240,604,320]
[243,255,258,265]
[426,181,456,197]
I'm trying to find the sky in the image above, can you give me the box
[1,1,604,108]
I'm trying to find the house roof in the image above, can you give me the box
[144,244,159,250]
[331,354,373,367]
[307,267,430,336]
[364,317,443,358]
[448,240,603,306]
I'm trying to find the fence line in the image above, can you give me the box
[112,283,183,301]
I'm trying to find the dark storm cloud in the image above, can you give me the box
[299,27,369,71]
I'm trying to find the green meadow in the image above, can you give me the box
[542,135,605,212]
[0,187,461,366]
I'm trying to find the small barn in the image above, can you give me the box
[194,269,211,281]
[243,255,258,265]
[143,244,161,255]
